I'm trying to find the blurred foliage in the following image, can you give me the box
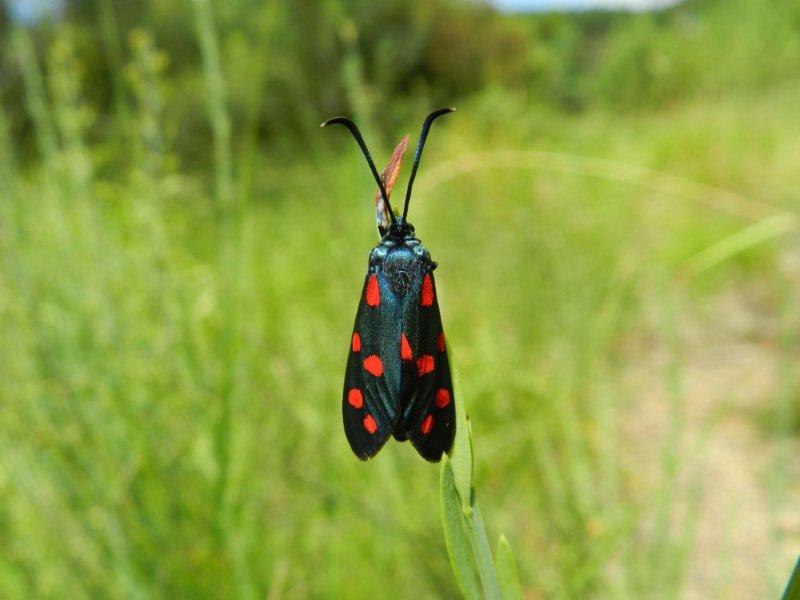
[1,0,800,597]
[2,0,800,165]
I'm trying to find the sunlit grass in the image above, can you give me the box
[0,20,798,599]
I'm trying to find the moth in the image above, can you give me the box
[322,108,456,462]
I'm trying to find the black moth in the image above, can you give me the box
[323,108,456,462]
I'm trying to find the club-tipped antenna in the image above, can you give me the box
[321,116,395,223]
[402,107,455,219]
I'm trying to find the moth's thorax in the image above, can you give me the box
[368,233,434,299]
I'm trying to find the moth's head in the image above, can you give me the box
[321,108,454,236]
[385,216,415,240]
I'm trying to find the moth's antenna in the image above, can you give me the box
[322,116,395,223]
[402,107,455,219]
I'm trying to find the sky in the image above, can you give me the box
[490,0,683,11]
[5,0,63,24]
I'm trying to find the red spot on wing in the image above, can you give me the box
[348,388,364,409]
[363,414,378,434]
[401,333,413,361]
[435,388,451,408]
[420,414,434,435]
[416,355,435,376]
[420,274,434,307]
[363,355,384,377]
[437,332,446,352]
[366,274,380,307]
[351,332,361,352]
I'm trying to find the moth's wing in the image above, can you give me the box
[400,271,455,462]
[342,272,403,460]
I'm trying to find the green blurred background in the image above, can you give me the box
[1,0,799,597]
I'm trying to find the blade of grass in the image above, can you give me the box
[496,535,522,600]
[447,353,473,513]
[441,457,481,600]
[441,353,519,599]
[12,29,58,162]
[418,150,792,223]
[191,0,234,211]
[680,215,794,278]
[782,557,800,600]
[464,499,501,599]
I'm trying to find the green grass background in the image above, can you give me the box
[1,0,799,597]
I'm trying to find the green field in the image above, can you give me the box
[1,1,799,597]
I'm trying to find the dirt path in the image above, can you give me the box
[624,284,800,598]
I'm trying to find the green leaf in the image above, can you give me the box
[441,456,481,600]
[446,350,473,513]
[463,501,501,599]
[495,535,522,600]
[782,556,800,600]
